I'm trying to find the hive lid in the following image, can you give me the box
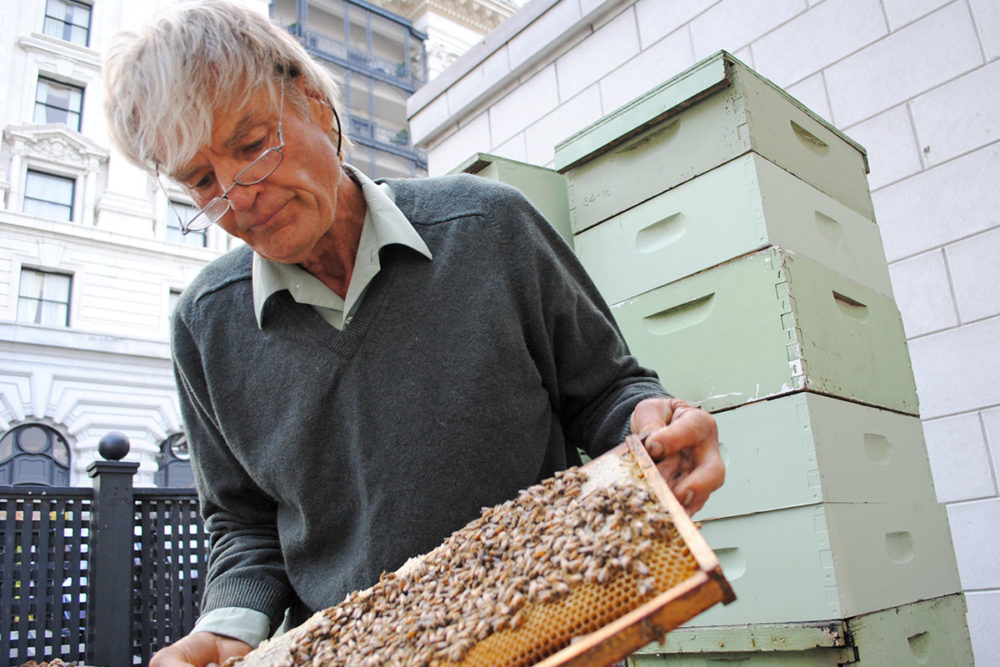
[553,50,867,173]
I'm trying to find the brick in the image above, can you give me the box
[923,413,996,503]
[843,105,923,191]
[946,226,1000,323]
[910,60,1000,167]
[634,0,716,49]
[598,27,695,115]
[507,0,583,73]
[872,143,1000,262]
[493,133,528,165]
[407,93,452,146]
[966,590,1000,667]
[947,498,1000,590]
[882,0,952,30]
[427,111,491,175]
[445,47,513,120]
[689,0,806,62]
[825,2,983,127]
[785,72,833,124]
[982,406,1000,496]
[489,65,560,147]
[524,85,604,168]
[752,0,887,87]
[555,8,641,101]
[887,249,958,338]
[969,0,1000,60]
[908,316,1000,419]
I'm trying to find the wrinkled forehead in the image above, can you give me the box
[156,75,283,177]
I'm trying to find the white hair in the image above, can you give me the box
[103,0,348,175]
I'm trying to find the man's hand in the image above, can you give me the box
[630,397,724,515]
[149,631,252,667]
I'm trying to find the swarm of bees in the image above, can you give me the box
[230,460,698,667]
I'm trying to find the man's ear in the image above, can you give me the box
[302,86,334,127]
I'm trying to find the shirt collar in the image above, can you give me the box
[252,163,431,327]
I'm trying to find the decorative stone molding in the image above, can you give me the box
[375,0,517,34]
[4,124,109,172]
[17,33,102,81]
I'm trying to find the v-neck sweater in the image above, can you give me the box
[172,173,667,630]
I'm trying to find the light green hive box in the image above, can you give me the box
[554,51,873,234]
[450,152,573,248]
[702,393,936,521]
[690,501,961,626]
[612,246,918,414]
[630,594,972,666]
[574,153,893,305]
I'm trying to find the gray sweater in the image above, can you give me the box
[172,174,667,629]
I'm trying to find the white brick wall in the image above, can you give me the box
[409,0,1000,660]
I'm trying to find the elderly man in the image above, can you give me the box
[103,2,723,665]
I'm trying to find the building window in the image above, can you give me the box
[23,169,75,221]
[34,77,84,130]
[43,0,92,47]
[17,267,72,327]
[166,200,208,247]
[0,423,71,486]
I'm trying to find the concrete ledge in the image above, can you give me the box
[407,0,621,146]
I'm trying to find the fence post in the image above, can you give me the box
[85,431,140,667]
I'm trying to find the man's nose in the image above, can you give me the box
[225,177,264,212]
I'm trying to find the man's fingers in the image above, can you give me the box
[644,406,714,461]
[673,444,725,514]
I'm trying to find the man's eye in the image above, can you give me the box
[244,138,267,155]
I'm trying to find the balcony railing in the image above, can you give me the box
[348,115,427,170]
[291,27,426,91]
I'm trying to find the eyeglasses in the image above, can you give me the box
[158,80,343,236]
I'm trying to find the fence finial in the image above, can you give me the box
[98,430,130,461]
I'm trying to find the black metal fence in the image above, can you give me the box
[0,434,208,666]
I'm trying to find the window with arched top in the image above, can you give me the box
[154,432,194,488]
[0,423,71,486]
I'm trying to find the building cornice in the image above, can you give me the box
[17,33,102,74]
[375,0,516,34]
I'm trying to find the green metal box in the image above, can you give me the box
[612,247,918,414]
[692,502,961,626]
[629,594,972,666]
[703,393,936,521]
[573,153,893,304]
[451,152,573,248]
[554,51,873,234]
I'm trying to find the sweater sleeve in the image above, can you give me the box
[490,184,669,457]
[172,307,293,631]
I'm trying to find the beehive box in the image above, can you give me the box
[554,51,873,234]
[231,437,734,667]
[451,152,574,248]
[702,393,936,520]
[690,501,960,626]
[573,153,893,305]
[611,246,918,414]
[846,594,973,665]
[631,593,973,666]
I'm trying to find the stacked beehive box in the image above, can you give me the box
[550,51,973,665]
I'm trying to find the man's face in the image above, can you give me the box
[172,81,343,264]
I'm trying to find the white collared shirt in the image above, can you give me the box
[251,163,431,330]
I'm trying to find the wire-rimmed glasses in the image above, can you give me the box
[161,79,287,235]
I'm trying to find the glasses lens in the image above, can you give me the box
[237,148,283,186]
[193,197,231,228]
